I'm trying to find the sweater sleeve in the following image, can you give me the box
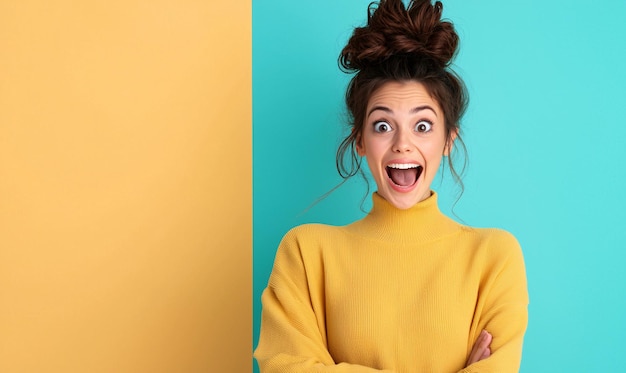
[460,230,529,373]
[254,228,396,373]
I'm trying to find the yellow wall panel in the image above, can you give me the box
[0,1,251,372]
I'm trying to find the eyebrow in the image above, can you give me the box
[367,105,438,118]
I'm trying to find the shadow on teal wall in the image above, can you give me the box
[253,1,626,371]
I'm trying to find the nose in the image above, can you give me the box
[392,127,413,153]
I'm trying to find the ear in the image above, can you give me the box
[355,133,366,156]
[443,129,458,156]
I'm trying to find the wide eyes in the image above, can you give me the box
[415,120,432,133]
[372,120,433,133]
[373,121,392,133]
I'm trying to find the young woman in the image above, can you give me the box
[254,1,529,372]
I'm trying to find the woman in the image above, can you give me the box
[254,0,528,372]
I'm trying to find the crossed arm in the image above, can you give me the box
[254,229,528,372]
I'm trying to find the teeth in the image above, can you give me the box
[387,163,420,169]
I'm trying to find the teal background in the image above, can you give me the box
[253,1,626,371]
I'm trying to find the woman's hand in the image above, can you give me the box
[465,330,492,367]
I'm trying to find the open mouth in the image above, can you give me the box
[386,163,423,187]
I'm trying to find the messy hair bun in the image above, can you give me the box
[340,0,459,72]
[336,0,468,201]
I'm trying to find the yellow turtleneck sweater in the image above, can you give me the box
[255,192,528,373]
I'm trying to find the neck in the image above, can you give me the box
[347,191,460,244]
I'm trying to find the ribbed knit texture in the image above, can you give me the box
[255,192,528,373]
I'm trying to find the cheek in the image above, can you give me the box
[361,136,384,158]
[422,141,446,168]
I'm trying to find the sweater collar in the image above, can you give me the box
[347,191,460,244]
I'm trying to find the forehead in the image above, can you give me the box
[367,80,442,115]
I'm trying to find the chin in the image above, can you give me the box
[392,199,419,210]
[381,187,430,210]
[383,194,420,210]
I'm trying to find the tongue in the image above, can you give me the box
[389,168,418,187]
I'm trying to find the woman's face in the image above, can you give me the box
[356,80,453,209]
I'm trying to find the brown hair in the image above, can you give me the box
[337,0,468,199]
